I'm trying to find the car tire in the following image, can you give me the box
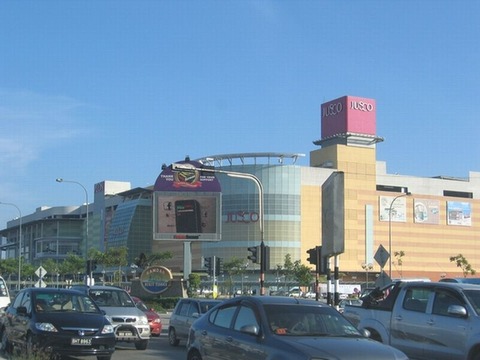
[168,328,180,346]
[134,339,149,350]
[187,349,203,360]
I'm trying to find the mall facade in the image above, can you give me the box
[1,95,479,285]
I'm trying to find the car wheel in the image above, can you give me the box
[187,349,203,360]
[134,339,149,350]
[168,328,180,346]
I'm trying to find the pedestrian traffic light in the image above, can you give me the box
[215,257,224,276]
[247,246,259,263]
[204,256,213,275]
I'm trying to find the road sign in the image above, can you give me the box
[35,266,47,278]
[374,244,390,269]
[35,279,47,288]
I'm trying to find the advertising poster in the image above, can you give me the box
[414,199,440,224]
[447,201,472,226]
[379,196,407,222]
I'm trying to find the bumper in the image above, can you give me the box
[36,333,116,357]
[114,324,150,342]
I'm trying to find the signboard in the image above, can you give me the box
[321,171,345,257]
[140,266,173,294]
[153,161,222,241]
[321,95,376,139]
[447,201,472,226]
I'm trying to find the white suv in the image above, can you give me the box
[73,285,150,350]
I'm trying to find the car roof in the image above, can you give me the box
[224,295,331,307]
[397,281,480,291]
[19,287,86,296]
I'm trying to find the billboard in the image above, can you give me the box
[321,95,376,139]
[414,199,440,224]
[153,161,222,241]
[447,201,471,226]
[321,171,345,257]
[379,196,408,222]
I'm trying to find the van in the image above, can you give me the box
[0,276,10,308]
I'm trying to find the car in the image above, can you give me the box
[168,298,221,346]
[338,298,363,313]
[132,296,162,337]
[439,277,480,284]
[0,287,115,360]
[186,295,408,360]
[72,285,150,350]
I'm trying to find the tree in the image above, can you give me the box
[187,273,201,297]
[223,257,249,296]
[293,261,314,287]
[450,254,476,278]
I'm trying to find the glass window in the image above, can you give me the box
[433,291,464,316]
[403,288,430,313]
[212,306,237,329]
[233,305,258,331]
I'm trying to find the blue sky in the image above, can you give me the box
[1,0,479,227]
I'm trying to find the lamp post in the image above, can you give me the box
[171,163,266,295]
[56,178,89,260]
[361,263,373,289]
[0,202,22,290]
[388,192,411,278]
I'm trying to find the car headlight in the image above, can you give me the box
[35,322,58,332]
[101,324,115,334]
[138,316,149,325]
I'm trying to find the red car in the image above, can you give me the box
[132,296,162,337]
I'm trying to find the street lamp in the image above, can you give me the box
[56,178,89,260]
[0,202,22,290]
[361,263,373,289]
[388,192,411,278]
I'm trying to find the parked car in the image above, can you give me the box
[439,277,480,284]
[72,285,150,350]
[0,287,115,360]
[168,298,221,346]
[186,295,408,360]
[338,298,363,313]
[344,281,480,359]
[132,296,162,337]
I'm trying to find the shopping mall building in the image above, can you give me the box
[1,95,479,286]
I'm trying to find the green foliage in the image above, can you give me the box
[187,273,201,297]
[450,254,476,277]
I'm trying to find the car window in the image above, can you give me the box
[403,288,430,313]
[200,301,218,313]
[187,302,199,317]
[233,305,258,331]
[432,290,464,316]
[12,291,25,309]
[465,290,480,314]
[90,289,134,307]
[265,304,359,336]
[210,305,237,329]
[178,302,190,316]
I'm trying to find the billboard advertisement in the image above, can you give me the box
[414,199,440,224]
[153,161,222,241]
[379,196,408,222]
[321,95,376,139]
[321,171,345,257]
[447,201,471,226]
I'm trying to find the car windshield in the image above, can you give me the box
[264,304,360,337]
[89,289,135,307]
[34,292,99,313]
[135,300,148,311]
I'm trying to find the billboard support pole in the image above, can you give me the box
[171,164,265,295]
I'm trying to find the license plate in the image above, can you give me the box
[71,337,92,346]
[118,331,132,337]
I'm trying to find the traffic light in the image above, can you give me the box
[204,256,213,275]
[215,257,224,276]
[247,246,259,263]
[307,248,318,266]
[262,245,270,272]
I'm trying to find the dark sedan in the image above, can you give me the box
[186,296,408,360]
[0,287,115,360]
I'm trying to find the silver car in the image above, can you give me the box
[168,298,221,346]
[186,296,408,360]
[72,285,150,350]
